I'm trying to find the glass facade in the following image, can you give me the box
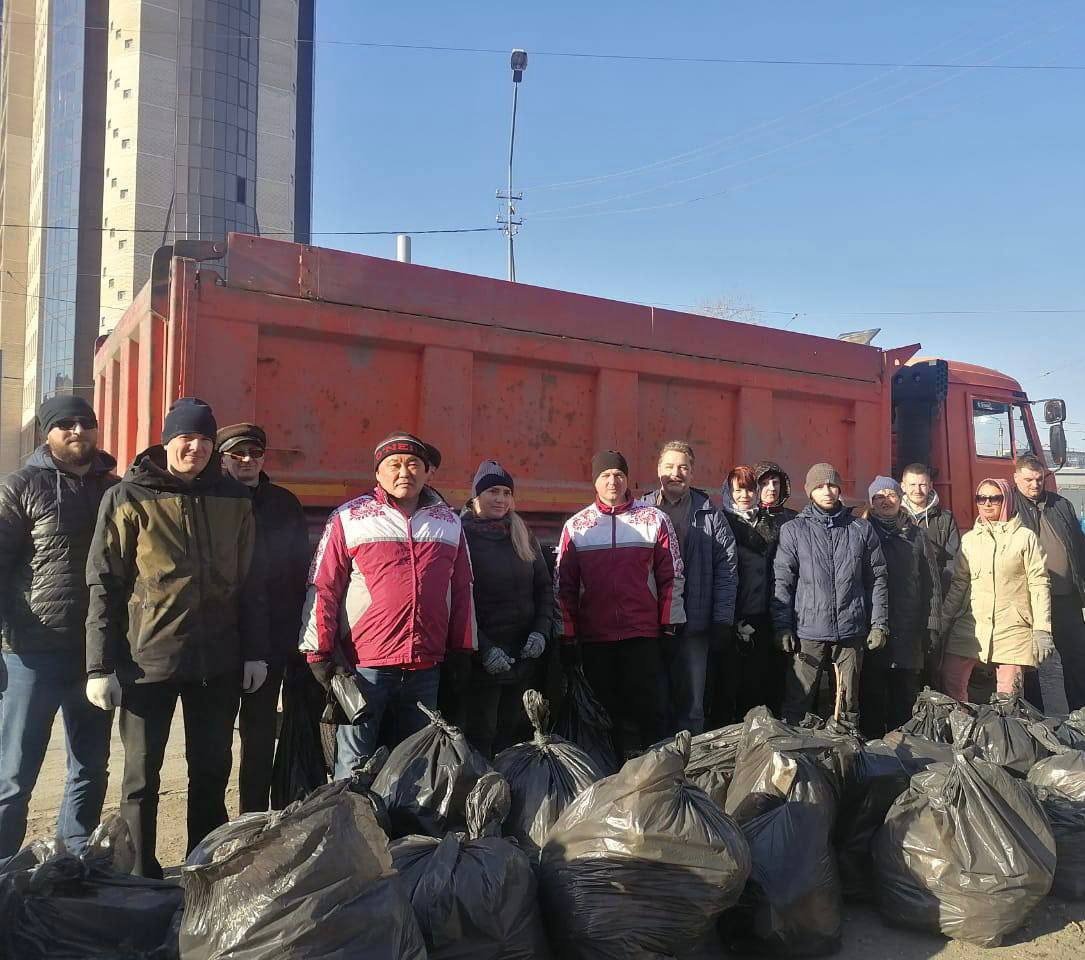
[174,0,260,240]
[39,0,85,401]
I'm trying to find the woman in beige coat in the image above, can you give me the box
[940,477,1053,701]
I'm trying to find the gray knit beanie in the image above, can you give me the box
[804,462,842,498]
[867,475,902,503]
[472,459,514,498]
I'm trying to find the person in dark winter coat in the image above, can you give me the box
[900,462,961,592]
[458,461,553,758]
[218,423,313,813]
[0,396,117,860]
[772,463,889,723]
[754,460,799,526]
[84,398,268,878]
[722,464,795,721]
[1013,454,1085,711]
[856,478,942,738]
[637,441,737,734]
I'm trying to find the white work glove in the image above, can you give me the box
[736,621,756,645]
[520,632,546,660]
[1032,630,1056,665]
[242,660,269,694]
[482,646,514,676]
[86,674,122,711]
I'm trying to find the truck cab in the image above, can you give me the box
[893,357,1067,524]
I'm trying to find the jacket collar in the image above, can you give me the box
[801,501,849,527]
[373,483,443,512]
[595,492,633,515]
[125,446,225,493]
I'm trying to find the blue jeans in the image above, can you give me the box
[668,631,710,735]
[0,651,113,859]
[335,665,440,780]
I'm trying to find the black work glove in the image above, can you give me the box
[309,659,338,692]
[774,628,798,656]
[927,630,943,657]
[559,640,582,671]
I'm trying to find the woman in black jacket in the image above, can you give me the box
[721,463,795,720]
[460,460,553,758]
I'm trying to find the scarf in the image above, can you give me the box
[978,477,1016,522]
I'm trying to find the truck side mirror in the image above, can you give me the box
[1044,399,1066,424]
[1049,423,1068,468]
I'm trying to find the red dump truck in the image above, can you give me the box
[93,233,1067,537]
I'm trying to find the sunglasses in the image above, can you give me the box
[223,448,265,462]
[975,494,1005,504]
[53,417,97,432]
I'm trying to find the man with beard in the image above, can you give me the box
[0,396,117,860]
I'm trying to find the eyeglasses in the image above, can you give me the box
[53,417,97,432]
[975,494,1005,504]
[223,448,265,462]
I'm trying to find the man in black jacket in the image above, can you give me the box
[900,462,961,592]
[84,398,268,877]
[217,423,313,811]
[1013,455,1085,710]
[0,396,117,860]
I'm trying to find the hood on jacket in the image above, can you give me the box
[903,486,943,522]
[720,485,760,523]
[753,461,791,508]
[26,444,116,476]
[125,445,229,494]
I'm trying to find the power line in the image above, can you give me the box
[0,18,1081,70]
[0,223,502,236]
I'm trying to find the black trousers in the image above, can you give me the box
[782,637,863,724]
[581,637,668,759]
[118,672,239,878]
[464,676,534,760]
[733,615,790,723]
[858,650,921,740]
[238,660,286,814]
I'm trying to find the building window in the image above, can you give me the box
[112,128,119,139]
[108,278,114,288]
[124,38,132,49]
[236,176,246,204]
[117,291,126,300]
[119,188,128,198]
[118,239,126,249]
[114,78,120,88]
[109,228,115,238]
[121,139,130,148]
[111,177,117,187]
[123,89,131,99]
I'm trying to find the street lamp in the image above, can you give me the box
[497,49,527,282]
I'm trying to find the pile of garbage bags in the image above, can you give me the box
[0,816,183,960]
[9,681,1085,959]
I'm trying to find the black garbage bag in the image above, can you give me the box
[685,723,745,808]
[539,732,751,960]
[390,772,550,959]
[373,703,492,838]
[1030,786,1085,900]
[873,752,1056,947]
[270,658,328,809]
[874,730,956,774]
[835,741,912,903]
[1029,712,1085,753]
[988,691,1046,722]
[492,690,602,858]
[0,814,183,960]
[1027,748,1085,801]
[723,732,843,955]
[552,664,619,776]
[949,701,1050,776]
[897,687,959,742]
[179,777,426,959]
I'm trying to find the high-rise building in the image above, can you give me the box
[0,0,314,475]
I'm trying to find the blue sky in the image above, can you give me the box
[310,2,1085,446]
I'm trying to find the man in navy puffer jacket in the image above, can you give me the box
[772,463,889,723]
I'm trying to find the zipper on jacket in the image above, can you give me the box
[185,493,212,683]
[826,519,840,639]
[611,510,619,640]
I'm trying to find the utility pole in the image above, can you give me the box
[496,49,527,282]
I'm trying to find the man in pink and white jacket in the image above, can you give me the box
[555,450,685,757]
[300,432,476,777]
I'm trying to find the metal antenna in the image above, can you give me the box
[497,50,527,282]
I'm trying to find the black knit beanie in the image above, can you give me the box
[591,450,629,480]
[37,395,96,435]
[162,398,218,444]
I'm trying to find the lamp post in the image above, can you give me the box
[497,49,527,282]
